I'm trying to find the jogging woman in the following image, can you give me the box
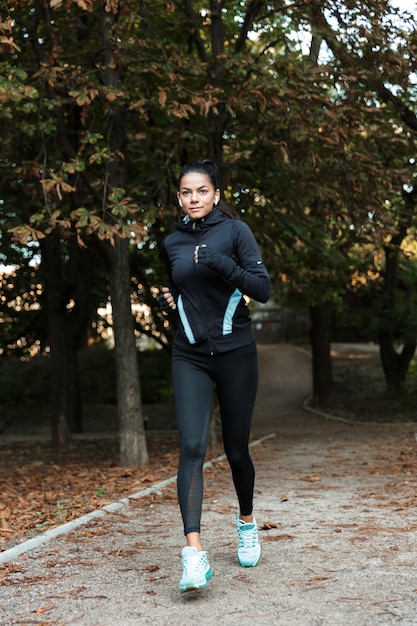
[159,159,270,591]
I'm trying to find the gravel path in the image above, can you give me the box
[1,344,417,625]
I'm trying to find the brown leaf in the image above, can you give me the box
[144,565,160,572]
[33,605,55,614]
[259,521,278,530]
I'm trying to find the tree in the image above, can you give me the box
[3,0,417,428]
[1,1,150,462]
[368,190,417,393]
[305,0,417,398]
[239,0,417,403]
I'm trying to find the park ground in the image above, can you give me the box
[1,343,417,625]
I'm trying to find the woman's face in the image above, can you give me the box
[177,172,220,221]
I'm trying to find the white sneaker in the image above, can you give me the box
[236,514,261,567]
[179,547,213,591]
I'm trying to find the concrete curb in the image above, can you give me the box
[0,432,275,565]
[302,394,417,427]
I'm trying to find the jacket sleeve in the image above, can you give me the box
[200,221,270,303]
[160,240,180,306]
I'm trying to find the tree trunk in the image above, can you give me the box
[65,234,93,433]
[99,6,148,465]
[378,239,416,393]
[40,232,72,445]
[40,228,95,441]
[107,238,148,466]
[309,302,334,406]
[379,331,416,394]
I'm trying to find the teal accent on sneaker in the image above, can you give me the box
[236,514,261,567]
[179,547,213,592]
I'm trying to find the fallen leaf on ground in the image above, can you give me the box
[0,434,224,553]
[259,521,278,530]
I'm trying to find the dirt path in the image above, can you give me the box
[2,344,417,625]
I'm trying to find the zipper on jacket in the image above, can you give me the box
[194,224,214,355]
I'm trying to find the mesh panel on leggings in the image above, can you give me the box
[177,453,204,534]
[184,459,204,534]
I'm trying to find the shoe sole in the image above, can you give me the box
[180,568,213,592]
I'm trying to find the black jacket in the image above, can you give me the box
[161,208,270,355]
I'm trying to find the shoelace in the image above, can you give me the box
[183,551,208,576]
[238,524,258,548]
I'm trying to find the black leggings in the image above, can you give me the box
[172,341,258,535]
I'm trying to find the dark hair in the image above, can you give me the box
[178,159,239,220]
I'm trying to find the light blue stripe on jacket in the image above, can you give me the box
[177,295,196,344]
[177,289,242,344]
[223,289,242,335]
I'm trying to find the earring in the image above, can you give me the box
[179,200,183,208]
[214,196,218,205]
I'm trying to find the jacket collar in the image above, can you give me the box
[177,207,228,232]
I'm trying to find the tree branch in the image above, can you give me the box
[311,6,417,131]
[182,0,208,62]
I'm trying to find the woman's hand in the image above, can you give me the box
[158,286,177,312]
[195,244,221,266]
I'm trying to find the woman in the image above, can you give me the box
[159,159,270,592]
